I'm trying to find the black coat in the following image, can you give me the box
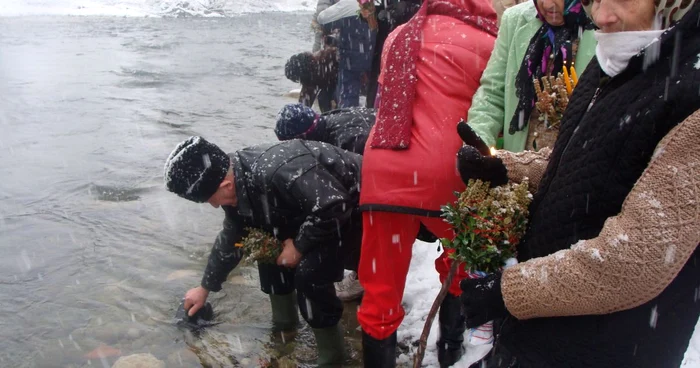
[200,140,363,292]
[497,4,700,367]
[323,16,376,72]
[309,107,376,154]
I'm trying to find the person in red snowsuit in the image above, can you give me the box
[357,0,498,366]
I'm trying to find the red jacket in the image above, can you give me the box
[360,3,497,215]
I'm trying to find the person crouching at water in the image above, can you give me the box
[274,103,441,303]
[285,46,338,113]
[164,136,363,366]
[274,103,373,303]
[274,103,375,155]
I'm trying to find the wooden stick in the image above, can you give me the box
[413,261,460,368]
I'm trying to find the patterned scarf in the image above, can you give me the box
[508,0,592,134]
[370,0,498,149]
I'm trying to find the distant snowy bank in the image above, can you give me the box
[0,0,315,17]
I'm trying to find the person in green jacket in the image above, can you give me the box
[466,0,596,153]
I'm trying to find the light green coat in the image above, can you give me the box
[466,1,597,152]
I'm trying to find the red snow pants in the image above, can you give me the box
[357,211,470,339]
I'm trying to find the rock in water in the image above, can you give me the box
[284,88,301,99]
[112,353,165,368]
[165,269,198,281]
[84,344,122,359]
[166,348,200,367]
[174,301,218,331]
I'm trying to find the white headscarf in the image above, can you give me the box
[594,28,664,77]
[583,0,696,76]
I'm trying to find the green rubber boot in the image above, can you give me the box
[313,324,345,367]
[269,292,299,331]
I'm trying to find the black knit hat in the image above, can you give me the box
[274,103,319,140]
[164,136,231,203]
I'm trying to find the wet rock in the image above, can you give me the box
[128,331,171,352]
[227,275,248,285]
[165,269,198,281]
[73,322,147,345]
[284,89,301,99]
[112,353,165,368]
[165,348,200,367]
[34,343,85,367]
[126,327,141,339]
[277,356,297,368]
[175,301,223,334]
[84,344,122,359]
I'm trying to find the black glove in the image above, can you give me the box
[456,120,508,187]
[459,273,508,328]
[175,301,215,331]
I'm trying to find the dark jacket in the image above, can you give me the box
[308,107,376,154]
[200,140,363,292]
[324,16,376,72]
[367,0,422,107]
[497,4,700,367]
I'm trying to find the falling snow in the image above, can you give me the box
[590,248,604,262]
[664,244,676,264]
[650,305,659,329]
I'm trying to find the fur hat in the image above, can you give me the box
[285,52,314,84]
[163,136,230,203]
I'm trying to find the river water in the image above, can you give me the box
[0,13,364,367]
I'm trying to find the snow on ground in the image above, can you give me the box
[397,240,492,367]
[401,240,700,368]
[682,318,700,367]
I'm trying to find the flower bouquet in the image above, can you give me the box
[442,179,531,343]
[413,179,532,367]
[357,0,378,31]
[239,228,282,264]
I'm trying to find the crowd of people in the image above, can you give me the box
[163,0,700,366]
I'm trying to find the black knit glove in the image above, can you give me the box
[457,120,508,188]
[459,272,508,328]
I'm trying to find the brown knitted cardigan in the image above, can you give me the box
[494,109,700,320]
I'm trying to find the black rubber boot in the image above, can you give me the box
[313,324,346,367]
[362,331,396,368]
[437,294,467,368]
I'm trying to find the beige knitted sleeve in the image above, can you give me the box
[495,147,552,192]
[501,110,700,320]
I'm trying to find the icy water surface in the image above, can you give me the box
[0,14,363,367]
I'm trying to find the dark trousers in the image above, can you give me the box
[300,86,335,113]
[337,68,364,108]
[317,86,335,113]
[365,38,384,108]
[258,220,362,329]
[471,345,519,368]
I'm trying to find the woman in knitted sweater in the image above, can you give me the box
[456,0,700,366]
